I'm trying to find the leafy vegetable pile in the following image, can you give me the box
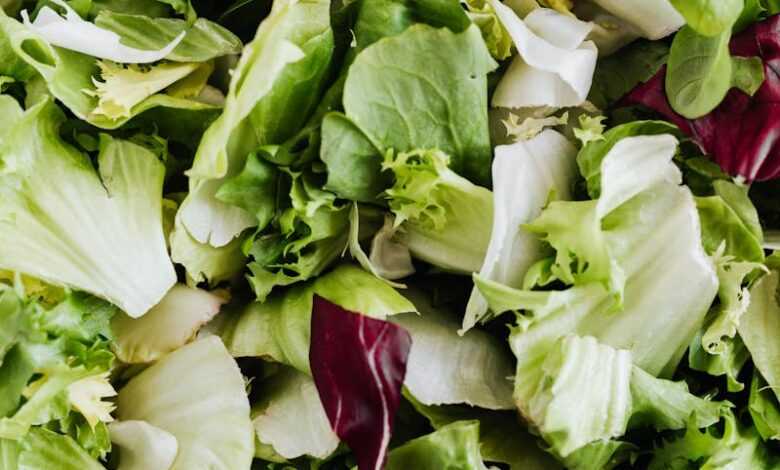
[4,0,780,469]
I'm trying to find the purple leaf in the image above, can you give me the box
[309,295,412,470]
[623,15,780,182]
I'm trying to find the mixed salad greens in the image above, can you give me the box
[3,0,780,468]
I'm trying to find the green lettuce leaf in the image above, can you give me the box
[0,9,219,130]
[394,289,514,410]
[669,0,743,36]
[738,270,780,405]
[111,285,225,363]
[649,412,775,469]
[408,397,562,470]
[108,420,178,470]
[464,130,577,332]
[476,134,719,461]
[116,337,254,470]
[251,367,338,460]
[94,12,241,62]
[383,148,493,274]
[18,427,104,470]
[749,371,780,441]
[342,23,497,185]
[0,101,175,317]
[385,421,488,470]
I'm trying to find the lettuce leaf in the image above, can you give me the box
[108,420,178,470]
[116,337,254,470]
[491,2,597,108]
[342,23,497,185]
[220,264,415,374]
[21,0,185,63]
[464,130,577,331]
[111,284,224,363]
[588,0,685,39]
[394,290,514,410]
[0,101,175,317]
[176,0,333,252]
[385,421,488,470]
[383,149,493,274]
[251,367,338,460]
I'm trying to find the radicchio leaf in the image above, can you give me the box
[623,15,780,182]
[309,295,412,470]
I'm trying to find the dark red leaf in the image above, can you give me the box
[309,295,412,470]
[623,15,780,182]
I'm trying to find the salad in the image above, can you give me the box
[1,0,780,468]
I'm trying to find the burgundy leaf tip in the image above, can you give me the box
[309,295,412,470]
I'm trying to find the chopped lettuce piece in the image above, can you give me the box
[649,412,775,469]
[385,421,488,470]
[491,2,597,108]
[394,290,514,410]
[408,398,562,470]
[383,149,493,274]
[111,285,225,363]
[0,102,175,317]
[18,428,104,470]
[739,270,780,405]
[464,130,577,331]
[116,337,254,470]
[588,0,685,39]
[251,367,338,460]
[21,0,185,63]
[88,61,202,120]
[478,133,717,377]
[94,12,242,62]
[526,335,633,458]
[108,420,178,470]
